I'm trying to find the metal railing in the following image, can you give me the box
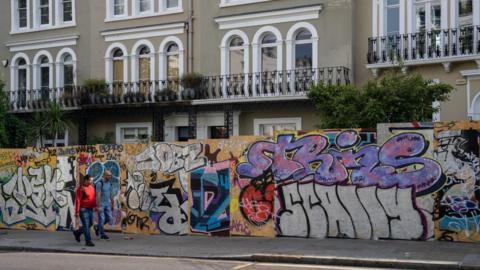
[7,67,350,111]
[367,26,480,64]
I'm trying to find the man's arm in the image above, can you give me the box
[110,183,115,209]
[95,182,102,211]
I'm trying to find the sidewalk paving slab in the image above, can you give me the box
[0,229,479,270]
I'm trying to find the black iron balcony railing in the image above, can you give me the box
[367,26,480,64]
[7,67,350,111]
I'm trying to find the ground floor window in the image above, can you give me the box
[177,126,192,142]
[116,123,152,144]
[254,117,302,136]
[42,130,68,147]
[209,126,228,139]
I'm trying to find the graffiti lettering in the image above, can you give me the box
[190,161,230,234]
[277,182,426,240]
[149,179,188,235]
[238,131,444,195]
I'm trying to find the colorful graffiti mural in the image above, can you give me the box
[434,121,480,242]
[0,121,479,243]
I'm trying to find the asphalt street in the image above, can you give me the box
[0,252,405,270]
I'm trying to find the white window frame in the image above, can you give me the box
[220,0,270,8]
[105,42,130,84]
[159,0,182,12]
[383,0,401,36]
[164,112,239,141]
[158,36,184,82]
[253,118,302,136]
[220,30,250,97]
[220,30,250,76]
[252,26,283,73]
[407,0,448,34]
[11,0,30,31]
[116,122,152,144]
[133,0,154,16]
[286,22,318,71]
[131,39,156,84]
[55,0,76,25]
[34,0,53,28]
[10,53,31,95]
[32,50,54,93]
[412,0,442,31]
[106,0,128,18]
[452,0,480,28]
[41,129,69,147]
[55,48,77,88]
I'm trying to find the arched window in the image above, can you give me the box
[62,54,74,91]
[17,58,28,107]
[56,48,77,100]
[229,37,244,75]
[159,37,184,92]
[17,58,27,92]
[165,43,179,91]
[39,55,50,100]
[112,48,124,84]
[294,30,313,69]
[261,34,277,72]
[166,43,179,81]
[286,23,318,72]
[138,46,151,83]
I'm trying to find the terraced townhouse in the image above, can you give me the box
[359,0,480,122]
[0,0,355,146]
[3,0,478,147]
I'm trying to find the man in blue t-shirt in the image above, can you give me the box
[95,170,114,240]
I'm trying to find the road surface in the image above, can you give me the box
[0,252,407,270]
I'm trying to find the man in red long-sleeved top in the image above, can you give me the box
[73,174,96,247]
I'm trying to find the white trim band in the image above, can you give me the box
[214,5,322,30]
[101,23,186,42]
[6,35,79,52]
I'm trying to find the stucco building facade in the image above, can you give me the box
[1,0,478,146]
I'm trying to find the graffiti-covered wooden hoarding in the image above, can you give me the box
[0,122,479,243]
[237,129,443,240]
[434,121,480,243]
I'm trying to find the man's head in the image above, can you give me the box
[104,170,112,181]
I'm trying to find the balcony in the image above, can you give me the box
[7,67,350,112]
[367,26,480,73]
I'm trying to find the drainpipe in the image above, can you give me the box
[187,0,194,73]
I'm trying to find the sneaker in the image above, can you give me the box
[73,230,81,243]
[85,241,95,247]
[94,225,99,237]
[100,234,110,240]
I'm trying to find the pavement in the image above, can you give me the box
[0,229,479,270]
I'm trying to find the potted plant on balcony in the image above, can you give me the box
[181,73,203,100]
[83,79,108,105]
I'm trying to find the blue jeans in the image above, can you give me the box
[98,205,113,237]
[79,208,94,243]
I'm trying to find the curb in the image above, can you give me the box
[244,254,460,270]
[0,246,478,270]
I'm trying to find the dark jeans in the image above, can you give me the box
[79,208,94,243]
[98,205,113,237]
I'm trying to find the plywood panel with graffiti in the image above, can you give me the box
[0,122,479,243]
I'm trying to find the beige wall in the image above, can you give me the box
[239,103,317,135]
[194,0,354,76]
[86,109,153,142]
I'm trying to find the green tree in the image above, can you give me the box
[28,112,47,147]
[42,102,70,147]
[0,81,28,148]
[308,70,454,128]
